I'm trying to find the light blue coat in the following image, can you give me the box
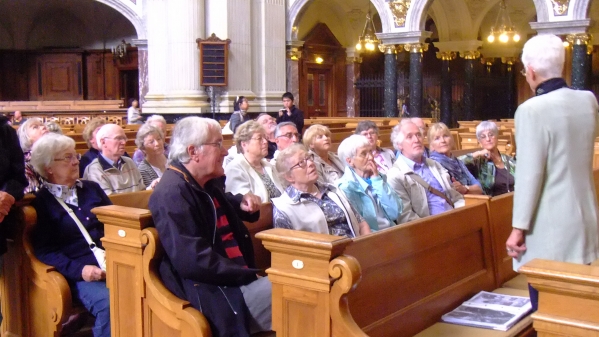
[337,166,402,231]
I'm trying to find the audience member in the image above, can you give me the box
[303,124,344,184]
[276,92,304,134]
[355,120,395,173]
[227,96,250,135]
[459,121,516,196]
[428,123,483,195]
[45,121,63,134]
[29,133,111,337]
[127,99,143,125]
[83,124,145,195]
[80,118,107,177]
[256,113,277,160]
[133,114,169,165]
[506,34,599,312]
[387,121,464,223]
[11,111,24,126]
[272,121,300,164]
[337,135,402,232]
[272,143,371,237]
[17,118,49,194]
[225,121,283,203]
[135,124,166,189]
[149,117,271,337]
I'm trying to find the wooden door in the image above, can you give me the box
[306,68,330,117]
[36,53,83,100]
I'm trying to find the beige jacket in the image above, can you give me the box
[224,153,284,203]
[311,151,345,184]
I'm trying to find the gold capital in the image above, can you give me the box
[404,43,428,53]
[566,33,591,46]
[501,57,518,65]
[436,51,456,61]
[460,50,481,60]
[388,0,412,28]
[286,47,302,60]
[550,0,570,16]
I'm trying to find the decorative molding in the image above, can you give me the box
[550,0,570,16]
[460,50,481,59]
[196,33,231,44]
[404,43,428,53]
[287,46,302,60]
[379,44,399,54]
[530,19,590,35]
[501,57,518,65]
[388,0,412,28]
[566,33,591,45]
[436,51,456,61]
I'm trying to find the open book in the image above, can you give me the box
[441,291,532,331]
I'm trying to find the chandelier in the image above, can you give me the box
[487,0,520,44]
[355,4,380,52]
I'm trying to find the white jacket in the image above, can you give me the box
[224,153,284,203]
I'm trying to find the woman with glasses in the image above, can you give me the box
[29,133,111,337]
[17,118,49,194]
[225,120,283,202]
[336,135,402,232]
[303,124,345,184]
[272,143,371,237]
[135,124,167,189]
[458,121,516,196]
[354,120,395,174]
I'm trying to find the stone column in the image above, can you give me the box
[286,41,303,102]
[502,57,517,118]
[437,51,456,126]
[567,33,591,90]
[461,50,480,121]
[383,45,398,118]
[346,48,362,117]
[405,43,427,117]
[132,39,149,106]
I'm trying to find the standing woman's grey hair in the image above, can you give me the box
[521,34,565,79]
[168,117,221,164]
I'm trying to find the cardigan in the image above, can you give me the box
[224,153,284,203]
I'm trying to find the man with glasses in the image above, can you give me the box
[272,121,300,164]
[83,124,145,195]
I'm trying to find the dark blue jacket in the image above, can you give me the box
[31,180,111,283]
[276,105,304,134]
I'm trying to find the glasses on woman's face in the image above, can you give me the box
[479,132,496,140]
[144,137,163,146]
[360,130,377,137]
[54,153,81,163]
[251,135,268,143]
[289,153,315,171]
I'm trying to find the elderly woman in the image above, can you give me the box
[79,118,107,177]
[133,114,169,166]
[272,143,371,237]
[428,123,483,195]
[29,133,111,337]
[17,118,49,194]
[135,124,167,188]
[225,120,283,202]
[459,121,516,196]
[45,121,63,134]
[337,135,402,232]
[355,120,395,174]
[303,124,345,184]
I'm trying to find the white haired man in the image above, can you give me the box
[505,34,599,311]
[386,121,464,223]
[83,124,145,195]
[148,117,271,337]
[271,121,300,164]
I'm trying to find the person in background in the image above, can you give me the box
[228,96,250,135]
[303,124,344,184]
[127,99,143,125]
[17,118,49,194]
[45,121,63,134]
[135,124,166,189]
[80,118,107,177]
[506,34,599,312]
[256,113,277,160]
[11,111,24,126]
[276,92,304,135]
[272,121,300,164]
[133,115,169,166]
[355,120,395,174]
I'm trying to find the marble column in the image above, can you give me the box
[567,33,591,90]
[502,57,517,119]
[346,48,362,117]
[405,43,427,117]
[461,51,480,121]
[286,42,303,102]
[383,45,398,118]
[132,39,149,106]
[437,51,456,126]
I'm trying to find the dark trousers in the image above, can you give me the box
[528,283,539,312]
[71,280,111,337]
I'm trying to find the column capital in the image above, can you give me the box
[501,57,518,65]
[379,44,400,54]
[286,42,304,61]
[460,50,481,60]
[436,51,456,61]
[131,39,148,49]
[566,33,592,46]
[404,43,428,53]
[346,56,363,64]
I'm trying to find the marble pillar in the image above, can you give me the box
[567,33,591,90]
[461,51,480,121]
[406,43,426,117]
[502,57,516,119]
[286,43,303,102]
[437,51,456,126]
[383,45,398,118]
[133,39,149,106]
[346,54,362,117]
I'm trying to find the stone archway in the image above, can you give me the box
[95,0,145,39]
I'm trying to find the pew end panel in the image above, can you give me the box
[244,203,274,272]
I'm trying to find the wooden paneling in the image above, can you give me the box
[36,53,83,100]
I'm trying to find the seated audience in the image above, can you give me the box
[149,117,271,337]
[29,133,111,337]
[256,113,277,160]
[11,110,24,126]
[337,135,402,232]
[272,143,371,237]
[227,96,250,135]
[133,114,169,166]
[83,124,145,195]
[225,121,283,202]
[428,123,483,195]
[387,121,464,223]
[459,121,516,196]
[272,121,300,164]
[17,118,49,194]
[355,120,395,173]
[127,99,143,125]
[303,124,345,184]
[80,118,107,177]
[45,121,63,134]
[135,124,166,188]
[276,92,304,134]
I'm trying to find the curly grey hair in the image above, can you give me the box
[30,133,75,180]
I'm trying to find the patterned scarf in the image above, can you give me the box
[429,151,470,186]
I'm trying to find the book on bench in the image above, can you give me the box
[441,291,532,331]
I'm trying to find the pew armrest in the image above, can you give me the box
[329,255,368,337]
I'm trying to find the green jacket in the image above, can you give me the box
[458,153,516,196]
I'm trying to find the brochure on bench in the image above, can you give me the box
[441,291,532,331]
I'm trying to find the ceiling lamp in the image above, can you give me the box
[487,0,520,44]
[355,3,380,52]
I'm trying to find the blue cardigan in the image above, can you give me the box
[31,180,112,283]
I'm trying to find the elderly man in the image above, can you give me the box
[506,34,599,311]
[149,117,271,337]
[11,111,24,126]
[387,121,464,223]
[133,114,169,165]
[83,124,145,194]
[256,113,277,160]
[272,121,300,164]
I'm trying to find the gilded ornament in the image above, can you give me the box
[388,0,411,28]
[566,33,591,46]
[404,43,427,53]
[436,51,456,61]
[550,0,570,16]
[460,50,481,60]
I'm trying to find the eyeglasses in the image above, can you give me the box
[251,136,268,143]
[277,132,300,140]
[104,136,128,142]
[289,153,315,171]
[520,68,527,76]
[54,153,81,163]
[354,151,373,159]
[479,133,496,140]
[144,138,163,146]
[202,140,223,149]
[360,131,378,137]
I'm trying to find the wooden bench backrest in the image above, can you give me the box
[244,203,273,271]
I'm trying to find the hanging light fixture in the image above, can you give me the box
[487,0,520,44]
[355,3,380,52]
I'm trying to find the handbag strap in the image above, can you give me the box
[406,172,454,208]
[54,197,98,248]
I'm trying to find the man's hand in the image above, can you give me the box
[0,192,15,223]
[506,228,527,258]
[240,193,261,213]
[451,177,468,194]
[82,265,106,282]
[278,109,285,117]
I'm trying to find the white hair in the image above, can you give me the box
[95,124,124,146]
[391,120,418,151]
[168,117,221,164]
[30,133,75,179]
[146,114,167,126]
[475,121,499,139]
[337,135,371,167]
[135,124,164,151]
[17,117,44,152]
[521,34,565,79]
